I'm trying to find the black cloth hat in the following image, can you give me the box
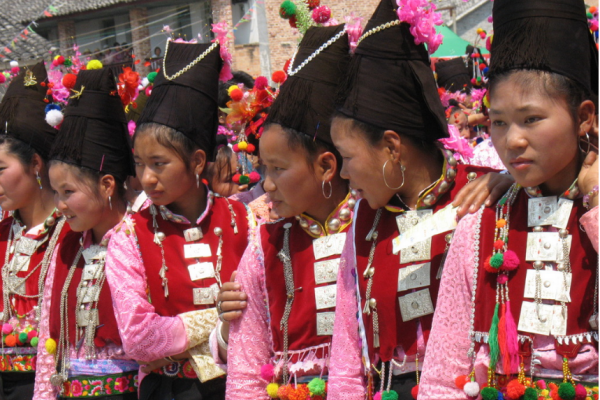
[436,57,472,93]
[50,68,134,182]
[138,40,223,160]
[266,24,350,145]
[490,0,598,96]
[0,61,58,159]
[337,0,448,141]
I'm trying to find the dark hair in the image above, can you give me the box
[489,70,594,123]
[134,122,200,171]
[49,160,127,200]
[447,106,466,121]
[218,82,230,108]
[206,145,235,191]
[264,123,343,171]
[0,136,40,167]
[231,71,255,89]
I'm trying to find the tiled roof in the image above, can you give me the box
[0,13,51,65]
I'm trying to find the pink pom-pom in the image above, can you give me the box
[27,330,38,340]
[145,86,152,97]
[249,171,261,184]
[312,6,331,23]
[260,364,275,380]
[232,144,239,152]
[10,66,19,75]
[0,74,5,84]
[2,323,13,335]
[574,384,587,400]
[254,76,268,90]
[497,274,508,285]
[501,250,520,271]
[128,120,136,138]
[536,380,547,390]
[374,392,382,400]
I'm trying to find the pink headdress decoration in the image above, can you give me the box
[211,22,234,82]
[345,13,364,53]
[439,124,474,161]
[397,0,444,54]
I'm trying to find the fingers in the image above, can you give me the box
[219,300,247,313]
[583,150,598,167]
[218,288,246,302]
[219,310,243,322]
[230,271,237,282]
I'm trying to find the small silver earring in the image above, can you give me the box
[579,132,591,154]
[196,173,200,189]
[322,180,332,199]
[36,171,42,190]
[108,196,113,210]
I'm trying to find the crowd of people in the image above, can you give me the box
[0,0,596,399]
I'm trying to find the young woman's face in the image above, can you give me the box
[0,145,39,212]
[260,125,323,218]
[49,164,106,233]
[133,132,197,207]
[489,74,581,191]
[331,118,393,209]
[210,151,240,198]
[450,111,470,139]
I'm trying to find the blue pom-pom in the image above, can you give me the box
[45,104,61,113]
[483,67,489,75]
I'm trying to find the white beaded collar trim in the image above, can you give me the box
[287,30,346,77]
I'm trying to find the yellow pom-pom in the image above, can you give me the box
[541,389,549,397]
[45,338,57,354]
[266,383,280,398]
[476,28,483,34]
[86,60,103,70]
[227,85,240,96]
[483,94,490,109]
[238,141,248,151]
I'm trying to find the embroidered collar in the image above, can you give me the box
[524,179,580,200]
[156,187,215,226]
[296,191,358,238]
[385,149,458,213]
[12,208,61,238]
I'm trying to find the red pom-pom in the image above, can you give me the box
[411,384,419,399]
[232,144,240,153]
[307,0,320,9]
[11,66,19,75]
[27,330,38,340]
[62,73,77,89]
[255,76,268,90]
[56,55,65,65]
[46,89,52,96]
[289,16,297,28]
[260,364,275,380]
[230,88,244,102]
[454,375,470,390]
[312,6,331,23]
[483,256,497,273]
[249,171,261,184]
[232,173,241,184]
[501,250,520,271]
[0,74,6,84]
[493,240,504,250]
[272,70,287,84]
[246,143,256,153]
[479,63,487,71]
[506,379,526,399]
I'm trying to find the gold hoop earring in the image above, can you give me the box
[322,180,332,199]
[383,159,405,190]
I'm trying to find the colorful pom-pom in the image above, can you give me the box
[232,143,240,152]
[230,88,244,102]
[374,392,382,400]
[307,0,320,9]
[232,173,241,184]
[30,336,39,348]
[147,71,158,83]
[260,364,274,380]
[249,171,261,184]
[411,384,419,399]
[4,334,16,347]
[0,74,6,84]
[496,219,506,228]
[237,141,248,151]
[455,375,470,390]
[575,384,587,400]
[239,175,250,185]
[277,384,292,400]
[54,55,65,65]
[501,250,520,271]
[481,386,499,400]
[288,16,297,28]
[523,387,537,400]
[308,378,326,396]
[381,390,399,400]
[18,332,28,344]
[255,76,268,90]
[9,61,18,68]
[45,109,64,127]
[246,143,256,153]
[279,0,297,19]
[312,6,331,23]
[537,380,548,390]
[484,256,497,273]
[11,66,19,75]
[27,330,38,341]
[506,379,526,399]
[289,385,309,400]
[497,274,508,284]
[464,381,480,397]
[494,240,505,250]
[86,60,103,70]
[2,323,13,335]
[490,252,504,268]
[45,338,57,354]
[272,70,287,84]
[266,383,280,398]
[559,382,576,400]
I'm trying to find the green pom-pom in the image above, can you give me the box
[239,175,250,184]
[490,253,504,269]
[147,71,158,83]
[63,59,73,67]
[279,0,297,18]
[18,332,28,343]
[381,390,399,400]
[307,378,326,396]
[523,387,537,400]
[480,387,499,400]
[587,12,593,19]
[558,382,576,400]
[30,337,38,347]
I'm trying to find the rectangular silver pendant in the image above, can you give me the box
[528,196,558,227]
[15,237,39,256]
[314,284,337,310]
[400,238,432,264]
[552,199,574,230]
[9,255,30,273]
[526,232,559,261]
[5,275,25,296]
[397,262,431,292]
[312,233,346,260]
[589,314,598,330]
[395,210,432,233]
[184,243,212,259]
[188,262,215,281]
[82,264,101,281]
[398,288,434,322]
[316,312,335,336]
[193,287,216,305]
[183,227,203,242]
[314,259,340,285]
[78,286,100,303]
[523,270,571,302]
[82,245,106,265]
[551,305,567,336]
[76,309,99,327]
[517,301,552,335]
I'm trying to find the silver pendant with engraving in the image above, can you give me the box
[78,285,100,303]
[193,287,215,305]
[397,262,431,292]
[9,255,30,273]
[314,258,340,285]
[82,264,101,281]
[398,288,434,322]
[528,196,558,227]
[82,245,106,265]
[188,262,215,281]
[396,210,432,233]
[15,237,39,256]
[526,232,559,262]
[312,233,346,260]
[5,275,25,296]
[400,238,432,264]
[314,284,337,310]
[184,243,212,259]
[183,227,203,242]
[316,312,335,336]
[76,309,99,327]
[517,301,553,335]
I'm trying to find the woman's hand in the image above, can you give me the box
[139,350,191,374]
[578,151,598,208]
[453,172,515,220]
[217,271,247,323]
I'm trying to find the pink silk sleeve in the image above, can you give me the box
[419,211,482,400]
[581,206,598,252]
[104,219,188,363]
[33,244,60,400]
[328,225,367,400]
[225,227,273,400]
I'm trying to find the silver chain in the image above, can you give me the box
[361,209,383,349]
[277,224,294,385]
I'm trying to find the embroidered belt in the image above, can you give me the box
[0,354,36,372]
[154,360,197,379]
[61,371,138,398]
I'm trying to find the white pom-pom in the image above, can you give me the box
[9,61,18,68]
[45,109,64,127]
[463,381,480,397]
[141,77,150,88]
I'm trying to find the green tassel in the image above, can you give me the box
[488,303,500,369]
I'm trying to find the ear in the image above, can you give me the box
[316,151,338,182]
[578,100,596,137]
[30,153,45,176]
[191,149,207,177]
[382,130,403,165]
[99,174,117,198]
